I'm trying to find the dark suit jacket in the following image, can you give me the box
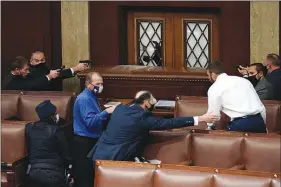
[2,72,50,91]
[255,78,274,100]
[29,63,74,91]
[266,68,281,101]
[29,63,73,79]
[87,104,195,162]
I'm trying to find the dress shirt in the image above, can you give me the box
[207,73,266,126]
[73,88,108,138]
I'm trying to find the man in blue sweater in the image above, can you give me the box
[73,72,116,187]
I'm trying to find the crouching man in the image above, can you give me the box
[25,100,72,187]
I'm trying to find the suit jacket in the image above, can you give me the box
[255,78,274,100]
[87,104,195,162]
[2,72,50,91]
[266,68,281,101]
[29,63,74,91]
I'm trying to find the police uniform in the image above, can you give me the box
[25,100,71,187]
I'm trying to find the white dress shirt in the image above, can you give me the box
[207,73,266,126]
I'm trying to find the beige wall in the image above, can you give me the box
[250,1,279,64]
[61,1,89,92]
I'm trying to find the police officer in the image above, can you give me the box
[25,100,71,187]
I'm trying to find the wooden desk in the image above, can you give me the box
[78,65,211,100]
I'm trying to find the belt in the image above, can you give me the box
[233,113,260,121]
[74,135,99,142]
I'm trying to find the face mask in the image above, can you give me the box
[146,97,157,112]
[147,104,155,112]
[55,114,59,123]
[30,62,45,67]
[247,74,260,87]
[93,85,103,94]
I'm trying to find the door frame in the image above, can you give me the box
[118,5,221,67]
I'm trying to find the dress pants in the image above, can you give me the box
[227,114,266,133]
[73,135,98,187]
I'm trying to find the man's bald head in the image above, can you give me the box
[134,91,157,105]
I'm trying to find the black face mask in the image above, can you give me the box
[247,75,260,87]
[30,63,46,68]
[29,63,49,75]
[147,104,155,112]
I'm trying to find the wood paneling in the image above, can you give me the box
[89,1,250,74]
[78,65,211,100]
[1,2,62,87]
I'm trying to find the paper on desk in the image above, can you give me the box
[148,160,161,164]
[104,101,121,108]
[154,100,175,108]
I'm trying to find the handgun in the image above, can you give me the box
[79,60,92,64]
[234,65,242,70]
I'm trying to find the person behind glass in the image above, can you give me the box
[263,53,281,101]
[25,100,71,187]
[87,91,218,164]
[238,63,274,100]
[29,51,89,91]
[206,61,267,133]
[73,72,116,187]
[2,56,59,90]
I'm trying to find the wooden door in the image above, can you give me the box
[127,11,220,69]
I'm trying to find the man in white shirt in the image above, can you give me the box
[206,61,267,133]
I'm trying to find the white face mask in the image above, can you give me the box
[55,114,59,123]
[98,86,103,94]
[91,84,103,94]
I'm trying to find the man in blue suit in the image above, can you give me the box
[87,91,218,162]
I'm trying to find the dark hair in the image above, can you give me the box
[133,91,152,104]
[10,56,28,71]
[249,63,268,76]
[206,61,224,74]
[267,53,281,67]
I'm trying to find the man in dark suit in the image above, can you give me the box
[29,51,88,91]
[238,63,274,100]
[2,56,59,90]
[87,91,217,163]
[263,53,281,101]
